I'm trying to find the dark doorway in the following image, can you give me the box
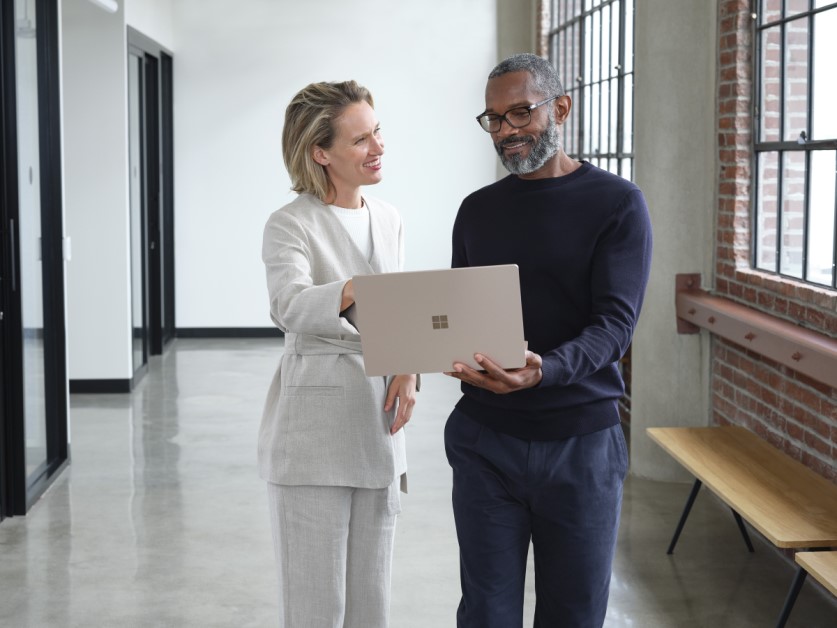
[128,28,174,366]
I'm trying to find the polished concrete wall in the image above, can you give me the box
[493,0,537,181]
[630,0,718,480]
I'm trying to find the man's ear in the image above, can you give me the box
[554,95,572,124]
[313,146,329,166]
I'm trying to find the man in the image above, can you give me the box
[445,53,652,627]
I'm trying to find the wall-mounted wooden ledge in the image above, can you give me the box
[675,273,837,390]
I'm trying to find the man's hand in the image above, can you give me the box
[446,351,543,394]
[385,374,417,434]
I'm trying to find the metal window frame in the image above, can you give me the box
[547,0,634,180]
[753,0,837,289]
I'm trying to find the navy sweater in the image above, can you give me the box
[451,162,653,440]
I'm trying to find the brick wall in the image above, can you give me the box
[715,0,837,482]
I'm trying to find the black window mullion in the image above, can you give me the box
[616,0,626,177]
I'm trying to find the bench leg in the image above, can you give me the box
[667,478,702,554]
[731,509,755,552]
[774,565,807,628]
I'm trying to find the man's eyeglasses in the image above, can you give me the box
[475,96,559,133]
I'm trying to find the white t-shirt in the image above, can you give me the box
[329,202,372,261]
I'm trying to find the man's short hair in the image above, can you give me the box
[489,53,565,99]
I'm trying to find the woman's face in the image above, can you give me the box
[316,101,384,199]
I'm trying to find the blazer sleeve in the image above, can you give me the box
[262,209,357,338]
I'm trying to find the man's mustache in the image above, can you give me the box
[497,136,534,148]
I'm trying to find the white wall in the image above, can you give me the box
[62,0,132,379]
[630,0,718,480]
[125,0,174,48]
[172,0,498,328]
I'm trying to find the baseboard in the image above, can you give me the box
[69,379,132,394]
[175,327,283,339]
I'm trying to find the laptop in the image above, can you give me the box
[352,264,527,376]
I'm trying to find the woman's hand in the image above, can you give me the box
[385,374,417,434]
[340,279,355,313]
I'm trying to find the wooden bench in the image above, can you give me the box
[775,551,837,627]
[647,426,837,626]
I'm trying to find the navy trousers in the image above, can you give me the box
[444,408,628,628]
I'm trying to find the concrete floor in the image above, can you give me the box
[1,338,835,627]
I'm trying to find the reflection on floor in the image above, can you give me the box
[0,338,834,627]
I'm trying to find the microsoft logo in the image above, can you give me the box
[432,315,449,330]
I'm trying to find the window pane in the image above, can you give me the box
[611,0,621,79]
[610,77,618,154]
[780,151,807,278]
[623,73,633,153]
[757,152,780,271]
[15,0,48,479]
[601,4,611,79]
[761,0,782,24]
[583,84,592,154]
[567,21,579,89]
[784,17,809,143]
[806,150,836,285]
[591,82,600,155]
[785,0,809,18]
[591,11,600,84]
[584,13,593,81]
[621,158,632,181]
[624,0,634,74]
[759,25,782,142]
[812,9,837,140]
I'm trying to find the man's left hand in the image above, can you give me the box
[446,351,543,394]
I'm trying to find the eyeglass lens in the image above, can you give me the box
[480,108,531,132]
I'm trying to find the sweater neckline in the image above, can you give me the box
[507,160,591,189]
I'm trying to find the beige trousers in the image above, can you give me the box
[266,482,401,628]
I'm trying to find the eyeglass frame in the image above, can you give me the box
[475,95,560,133]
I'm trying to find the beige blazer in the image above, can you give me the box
[257,193,408,489]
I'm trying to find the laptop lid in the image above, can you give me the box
[352,264,526,376]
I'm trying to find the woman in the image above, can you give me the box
[258,80,417,627]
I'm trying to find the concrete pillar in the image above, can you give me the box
[630,0,718,480]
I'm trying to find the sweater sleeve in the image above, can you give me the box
[539,189,653,388]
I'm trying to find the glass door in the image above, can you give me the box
[15,0,48,482]
[128,49,148,378]
[1,0,68,517]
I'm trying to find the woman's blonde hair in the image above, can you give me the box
[282,80,374,201]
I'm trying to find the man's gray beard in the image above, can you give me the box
[496,118,562,175]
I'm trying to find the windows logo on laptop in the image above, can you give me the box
[432,315,449,330]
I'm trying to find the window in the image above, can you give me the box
[546,0,635,180]
[754,0,837,288]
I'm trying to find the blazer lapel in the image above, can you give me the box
[315,200,376,275]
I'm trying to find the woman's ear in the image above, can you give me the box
[313,146,329,167]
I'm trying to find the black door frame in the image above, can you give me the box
[128,28,174,358]
[0,0,13,521]
[1,0,68,518]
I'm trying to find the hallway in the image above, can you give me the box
[1,339,834,627]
